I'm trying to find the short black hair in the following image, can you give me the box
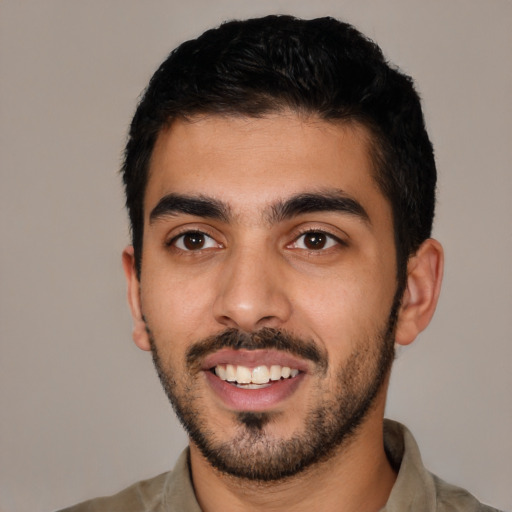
[122,15,436,285]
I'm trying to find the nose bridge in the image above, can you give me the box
[213,239,291,331]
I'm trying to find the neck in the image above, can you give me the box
[189,398,396,512]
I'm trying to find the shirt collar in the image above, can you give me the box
[162,420,437,512]
[381,419,437,511]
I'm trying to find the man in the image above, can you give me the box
[61,15,500,512]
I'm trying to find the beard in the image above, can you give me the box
[147,298,398,482]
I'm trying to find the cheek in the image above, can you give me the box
[292,262,395,344]
[140,267,217,343]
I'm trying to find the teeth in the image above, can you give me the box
[215,365,227,380]
[238,383,271,389]
[270,365,282,381]
[213,364,300,385]
[226,364,236,382]
[236,366,252,384]
[252,365,270,384]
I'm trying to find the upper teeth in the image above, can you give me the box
[215,364,299,385]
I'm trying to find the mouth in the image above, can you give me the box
[201,349,307,411]
[212,364,300,389]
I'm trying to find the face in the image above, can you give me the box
[126,114,401,480]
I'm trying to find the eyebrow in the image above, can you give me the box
[149,190,370,226]
[269,191,370,225]
[149,194,230,224]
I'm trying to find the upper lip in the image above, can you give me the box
[201,349,311,373]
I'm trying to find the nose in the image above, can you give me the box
[212,246,292,332]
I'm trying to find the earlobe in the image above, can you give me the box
[395,239,444,346]
[122,246,151,352]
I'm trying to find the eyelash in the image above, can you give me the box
[289,229,346,251]
[166,230,220,251]
[166,227,346,253]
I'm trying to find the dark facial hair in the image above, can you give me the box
[148,293,399,481]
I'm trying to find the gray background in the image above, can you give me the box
[1,1,511,511]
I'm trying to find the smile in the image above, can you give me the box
[214,364,300,388]
[202,350,307,411]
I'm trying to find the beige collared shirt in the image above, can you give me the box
[59,420,501,511]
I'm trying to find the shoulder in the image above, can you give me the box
[56,449,199,512]
[56,471,170,512]
[432,474,504,512]
[383,420,503,512]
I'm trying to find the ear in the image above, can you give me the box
[395,238,444,346]
[122,246,151,351]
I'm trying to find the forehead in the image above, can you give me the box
[145,114,388,221]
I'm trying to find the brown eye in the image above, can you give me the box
[290,231,340,251]
[183,232,205,250]
[303,232,327,250]
[172,231,219,251]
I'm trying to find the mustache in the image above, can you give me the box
[186,327,328,372]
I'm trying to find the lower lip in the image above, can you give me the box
[204,371,305,412]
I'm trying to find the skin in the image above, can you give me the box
[123,113,443,512]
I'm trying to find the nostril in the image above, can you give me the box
[212,274,293,331]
